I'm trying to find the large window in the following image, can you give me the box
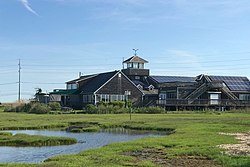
[166,90,177,99]
[96,94,125,103]
[159,91,166,100]
[210,93,219,105]
[67,84,77,90]
[83,95,93,103]
[239,94,250,101]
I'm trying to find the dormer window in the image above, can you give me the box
[67,83,77,90]
[137,84,143,90]
[148,85,154,91]
[135,76,140,80]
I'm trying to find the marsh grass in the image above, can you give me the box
[0,132,77,147]
[0,107,249,166]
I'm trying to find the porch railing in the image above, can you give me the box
[156,99,250,107]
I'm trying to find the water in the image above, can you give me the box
[0,129,167,163]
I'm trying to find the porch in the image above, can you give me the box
[157,99,250,110]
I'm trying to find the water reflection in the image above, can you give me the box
[0,129,167,163]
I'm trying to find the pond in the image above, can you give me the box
[0,129,167,163]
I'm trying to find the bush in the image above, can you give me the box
[4,103,50,114]
[134,106,166,114]
[85,103,128,114]
[29,103,50,114]
[108,101,125,108]
[85,104,98,114]
[4,106,16,112]
[20,103,32,112]
[48,102,61,111]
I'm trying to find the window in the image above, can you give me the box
[139,63,144,69]
[67,84,71,90]
[96,94,126,103]
[135,76,140,80]
[137,84,143,90]
[239,94,250,101]
[159,91,166,100]
[148,85,154,91]
[67,84,77,90]
[166,90,177,99]
[133,63,138,69]
[210,94,219,105]
[72,84,77,89]
[127,63,133,68]
[83,95,93,103]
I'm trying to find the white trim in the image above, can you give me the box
[137,84,143,90]
[93,70,144,96]
[148,84,155,90]
[120,70,145,95]
[207,91,221,94]
[94,71,120,94]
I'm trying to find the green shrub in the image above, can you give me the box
[85,104,98,114]
[3,103,51,114]
[134,106,166,114]
[109,101,125,108]
[85,103,129,114]
[48,102,61,111]
[3,103,30,112]
[29,103,50,114]
[4,105,16,112]
[20,103,32,112]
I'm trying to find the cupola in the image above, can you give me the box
[122,49,150,78]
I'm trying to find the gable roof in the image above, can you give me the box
[123,55,148,63]
[208,75,250,91]
[80,71,119,94]
[66,74,96,84]
[50,89,80,95]
[149,76,196,84]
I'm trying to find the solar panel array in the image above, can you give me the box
[150,76,196,83]
[209,76,250,91]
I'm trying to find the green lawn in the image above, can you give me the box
[0,109,249,167]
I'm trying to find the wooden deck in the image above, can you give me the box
[157,99,250,110]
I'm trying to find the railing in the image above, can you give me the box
[157,99,250,107]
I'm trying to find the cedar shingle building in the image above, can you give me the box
[50,54,250,110]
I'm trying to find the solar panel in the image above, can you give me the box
[150,76,196,83]
[209,75,250,91]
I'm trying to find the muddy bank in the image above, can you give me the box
[124,148,221,167]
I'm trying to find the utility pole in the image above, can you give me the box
[18,59,21,103]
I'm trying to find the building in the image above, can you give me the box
[152,74,250,110]
[50,70,144,109]
[49,53,250,110]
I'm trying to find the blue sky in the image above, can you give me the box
[1,0,250,102]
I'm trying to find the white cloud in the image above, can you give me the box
[19,0,39,16]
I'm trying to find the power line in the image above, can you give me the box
[0,82,18,86]
[22,82,64,85]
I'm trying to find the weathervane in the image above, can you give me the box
[133,48,139,56]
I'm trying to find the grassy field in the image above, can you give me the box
[0,109,249,166]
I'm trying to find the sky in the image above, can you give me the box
[1,0,250,102]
